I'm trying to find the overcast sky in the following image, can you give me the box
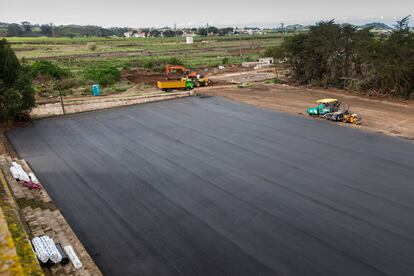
[1,0,413,27]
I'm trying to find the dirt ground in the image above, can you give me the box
[200,83,414,140]
[123,69,165,85]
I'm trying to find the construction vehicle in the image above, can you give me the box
[343,112,362,125]
[307,99,341,116]
[307,99,362,125]
[165,64,212,87]
[166,65,197,80]
[157,78,195,92]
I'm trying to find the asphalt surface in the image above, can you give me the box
[7,97,414,276]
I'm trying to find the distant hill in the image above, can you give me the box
[361,22,393,30]
[285,24,308,31]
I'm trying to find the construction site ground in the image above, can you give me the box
[7,97,414,276]
[202,74,414,140]
[1,67,413,275]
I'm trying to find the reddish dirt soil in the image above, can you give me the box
[123,69,165,85]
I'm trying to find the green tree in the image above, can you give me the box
[0,40,35,120]
[197,28,207,36]
[6,23,22,37]
[40,24,52,36]
[150,29,161,37]
[269,17,414,98]
[207,26,219,34]
[21,21,32,34]
[162,30,176,37]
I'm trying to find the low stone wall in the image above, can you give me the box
[32,91,193,119]
[0,155,103,276]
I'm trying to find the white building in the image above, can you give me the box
[124,31,146,38]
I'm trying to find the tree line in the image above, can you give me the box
[132,27,235,38]
[266,17,414,99]
[0,22,235,38]
[1,22,128,38]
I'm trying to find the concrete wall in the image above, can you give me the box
[31,91,193,119]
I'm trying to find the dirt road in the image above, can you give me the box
[200,83,414,140]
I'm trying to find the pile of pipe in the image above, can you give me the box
[32,236,62,264]
[9,162,42,190]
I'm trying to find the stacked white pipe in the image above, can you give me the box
[10,162,30,182]
[32,236,62,264]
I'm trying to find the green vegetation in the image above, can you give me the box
[266,17,414,98]
[87,42,97,51]
[2,34,281,98]
[0,39,35,121]
[0,171,43,276]
[31,60,70,79]
[82,65,121,86]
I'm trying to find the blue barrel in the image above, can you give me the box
[92,84,101,96]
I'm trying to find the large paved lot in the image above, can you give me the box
[7,97,414,276]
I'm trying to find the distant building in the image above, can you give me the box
[186,35,194,44]
[242,57,274,69]
[124,30,146,38]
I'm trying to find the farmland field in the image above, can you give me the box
[5,34,284,98]
[8,35,283,71]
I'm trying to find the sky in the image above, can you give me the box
[1,0,413,28]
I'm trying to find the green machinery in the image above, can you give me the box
[307,98,340,116]
[307,98,362,125]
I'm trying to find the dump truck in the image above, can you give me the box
[157,78,195,92]
[165,64,212,87]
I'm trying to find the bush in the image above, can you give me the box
[0,39,35,120]
[55,78,78,90]
[265,78,287,85]
[31,61,70,80]
[87,43,97,51]
[134,57,185,72]
[82,65,120,86]
[222,57,229,65]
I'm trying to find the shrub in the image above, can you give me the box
[82,65,120,86]
[222,57,229,65]
[31,61,70,80]
[87,43,97,51]
[0,39,35,120]
[134,57,185,72]
[265,78,287,85]
[55,78,78,90]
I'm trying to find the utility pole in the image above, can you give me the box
[59,90,66,115]
[239,30,243,63]
[206,23,209,36]
[50,22,57,49]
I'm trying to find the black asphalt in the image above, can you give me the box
[7,97,414,276]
